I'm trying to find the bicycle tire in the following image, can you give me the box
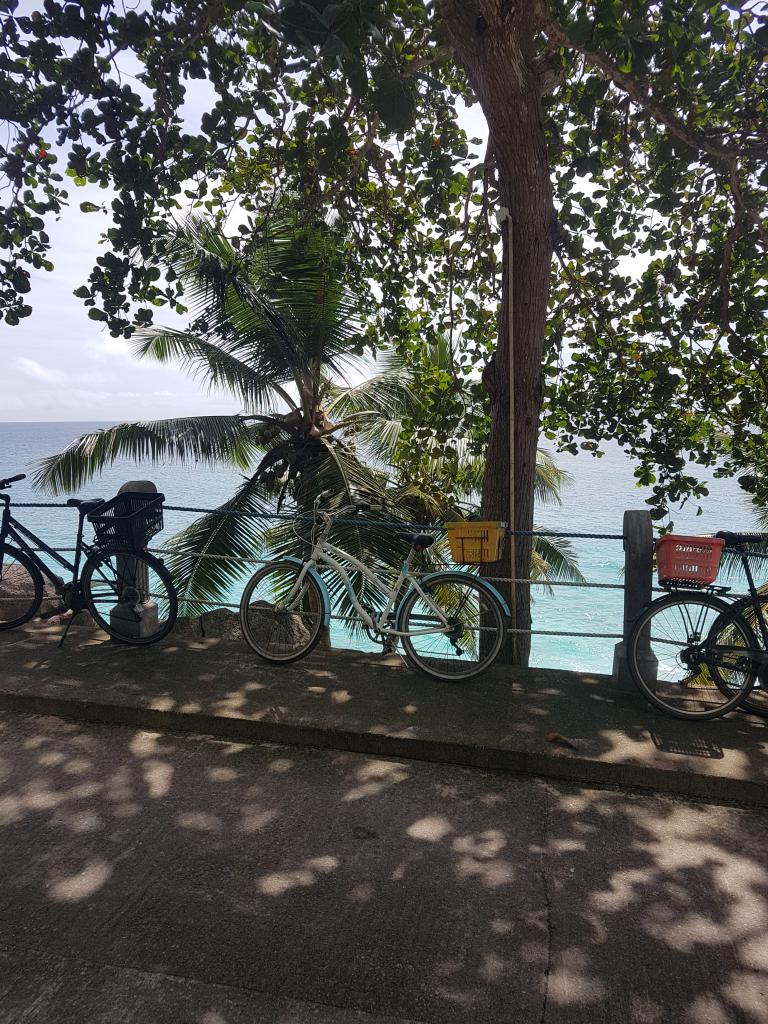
[399,572,506,681]
[0,544,44,631]
[709,595,768,718]
[239,560,326,664]
[628,592,757,720]
[82,547,178,645]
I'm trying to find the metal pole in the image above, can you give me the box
[497,206,517,653]
[612,509,656,690]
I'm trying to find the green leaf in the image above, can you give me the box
[372,67,416,134]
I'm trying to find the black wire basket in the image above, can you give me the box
[87,492,165,549]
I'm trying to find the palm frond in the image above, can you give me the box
[535,450,572,506]
[325,351,419,421]
[161,215,244,307]
[719,538,768,581]
[161,217,312,389]
[249,217,366,372]
[530,532,585,594]
[34,417,263,494]
[133,328,297,413]
[164,474,272,615]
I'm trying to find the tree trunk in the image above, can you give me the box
[441,0,555,665]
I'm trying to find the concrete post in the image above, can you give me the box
[612,510,657,691]
[109,480,159,640]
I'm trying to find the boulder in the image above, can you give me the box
[200,608,242,640]
[0,563,62,621]
[172,616,204,638]
[171,608,242,640]
[172,604,322,649]
[246,600,311,649]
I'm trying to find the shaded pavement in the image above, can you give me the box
[0,626,767,804]
[0,711,767,1023]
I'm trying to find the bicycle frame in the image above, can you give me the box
[0,494,85,593]
[285,533,452,639]
[734,548,768,649]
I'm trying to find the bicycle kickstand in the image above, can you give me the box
[57,609,83,649]
[381,637,405,666]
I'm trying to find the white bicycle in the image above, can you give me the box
[238,495,510,681]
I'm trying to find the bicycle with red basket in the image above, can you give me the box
[627,531,768,720]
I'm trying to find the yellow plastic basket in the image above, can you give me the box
[445,521,507,564]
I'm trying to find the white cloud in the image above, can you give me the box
[84,336,149,366]
[13,357,67,385]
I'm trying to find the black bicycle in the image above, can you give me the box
[0,473,177,644]
[628,530,768,720]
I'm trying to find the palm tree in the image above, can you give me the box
[36,212,419,610]
[36,213,581,622]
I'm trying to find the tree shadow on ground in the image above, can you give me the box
[0,712,766,1023]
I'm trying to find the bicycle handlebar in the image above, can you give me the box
[715,530,768,548]
[0,473,26,489]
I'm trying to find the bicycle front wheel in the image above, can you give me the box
[399,572,506,681]
[628,593,757,720]
[82,548,177,645]
[240,560,326,664]
[0,545,44,630]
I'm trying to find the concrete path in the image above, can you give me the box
[0,626,767,804]
[0,711,767,1023]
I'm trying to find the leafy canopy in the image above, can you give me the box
[2,0,768,516]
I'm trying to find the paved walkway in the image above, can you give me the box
[1,712,767,1023]
[1,624,767,804]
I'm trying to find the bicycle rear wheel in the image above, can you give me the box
[82,547,177,644]
[240,560,326,663]
[399,572,506,681]
[628,592,757,720]
[0,545,44,630]
[710,596,768,718]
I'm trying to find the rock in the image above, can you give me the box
[0,563,62,620]
[200,608,242,640]
[246,600,311,649]
[173,616,204,638]
[172,605,322,648]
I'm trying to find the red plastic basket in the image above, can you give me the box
[656,535,724,587]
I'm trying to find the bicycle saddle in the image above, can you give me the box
[66,497,106,514]
[409,533,435,551]
[715,530,765,548]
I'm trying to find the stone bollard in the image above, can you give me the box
[612,510,658,691]
[109,480,160,640]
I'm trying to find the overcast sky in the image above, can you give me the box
[1,58,488,423]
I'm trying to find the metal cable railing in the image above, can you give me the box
[10,500,628,644]
[16,500,625,539]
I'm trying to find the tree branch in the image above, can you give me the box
[539,11,768,251]
[538,14,763,164]
[718,216,745,333]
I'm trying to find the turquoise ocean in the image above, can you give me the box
[0,420,759,674]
